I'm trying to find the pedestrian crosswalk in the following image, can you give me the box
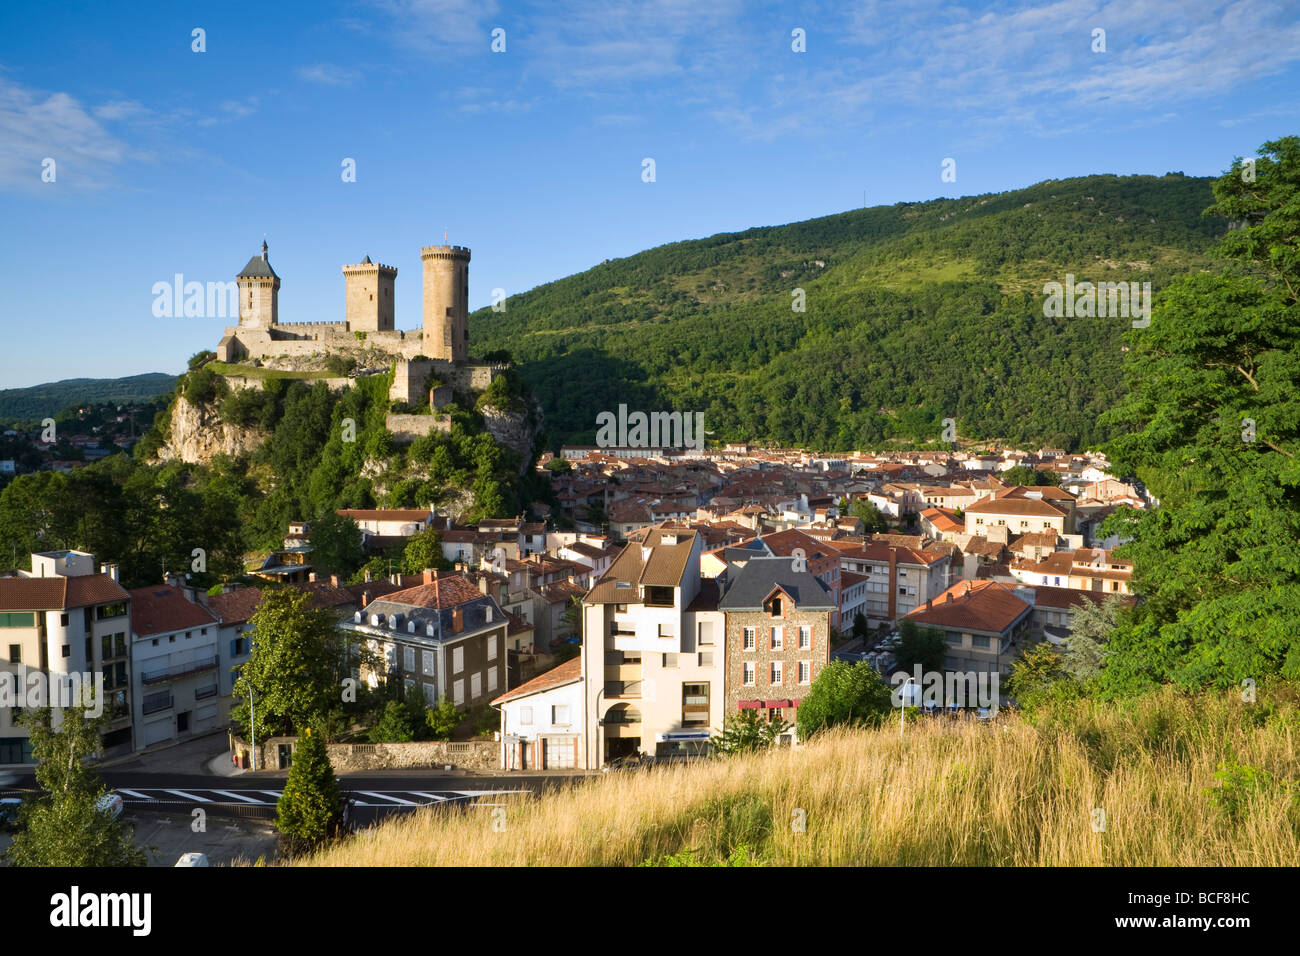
[98,787,525,807]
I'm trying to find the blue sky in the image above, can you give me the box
[1,0,1297,387]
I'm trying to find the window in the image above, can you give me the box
[657,622,674,639]
[0,613,34,628]
[60,613,68,627]
[423,683,437,706]
[945,632,963,645]
[454,679,465,704]
[971,635,992,650]
[698,651,713,666]
[7,644,19,664]
[471,672,482,699]
[488,668,498,692]
[453,646,464,673]
[61,644,70,658]
[743,662,755,686]
[770,627,782,651]
[96,602,126,620]
[142,690,172,715]
[520,706,533,725]
[769,707,784,722]
[403,646,416,673]
[799,661,811,684]
[798,626,811,649]
[488,635,498,660]
[697,621,714,645]
[770,597,782,616]
[101,634,113,659]
[422,649,437,677]
[682,683,709,727]
[743,627,755,651]
[662,652,677,668]
[770,661,783,684]
[552,704,571,726]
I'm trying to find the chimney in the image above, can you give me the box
[330,574,339,587]
[452,607,464,633]
[359,590,371,608]
[364,568,372,583]
[423,569,435,585]
[308,571,317,583]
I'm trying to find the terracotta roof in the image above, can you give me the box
[920,507,963,533]
[0,573,129,611]
[1028,585,1136,611]
[492,656,582,705]
[380,575,486,609]
[290,581,357,609]
[336,509,432,522]
[904,580,1031,635]
[966,496,1067,518]
[128,585,217,637]
[586,529,698,604]
[205,586,263,625]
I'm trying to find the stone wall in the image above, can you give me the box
[230,734,498,772]
[385,412,453,443]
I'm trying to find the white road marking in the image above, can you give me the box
[116,789,150,799]
[164,789,211,802]
[358,791,417,805]
[210,790,268,804]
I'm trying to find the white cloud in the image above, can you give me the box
[0,78,129,189]
[297,63,362,86]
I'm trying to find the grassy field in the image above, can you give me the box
[294,685,1300,867]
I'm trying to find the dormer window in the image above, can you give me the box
[770,597,782,616]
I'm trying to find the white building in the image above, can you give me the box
[492,656,584,769]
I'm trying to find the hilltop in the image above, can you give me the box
[473,173,1224,452]
[0,372,178,425]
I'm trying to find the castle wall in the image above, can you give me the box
[344,263,397,332]
[385,413,452,444]
[421,246,470,364]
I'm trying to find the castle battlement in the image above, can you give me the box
[342,261,398,275]
[420,245,471,260]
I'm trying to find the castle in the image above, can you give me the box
[216,241,504,407]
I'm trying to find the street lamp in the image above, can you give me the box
[248,684,257,771]
[899,677,918,737]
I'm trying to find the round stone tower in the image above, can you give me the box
[420,244,470,363]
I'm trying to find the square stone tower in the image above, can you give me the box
[237,240,280,328]
[420,244,470,363]
[342,255,397,331]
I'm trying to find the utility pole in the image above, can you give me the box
[249,685,257,771]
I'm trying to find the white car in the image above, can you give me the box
[175,852,210,867]
[96,793,124,819]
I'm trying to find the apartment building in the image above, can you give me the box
[493,656,583,769]
[833,542,949,622]
[129,584,224,748]
[718,557,834,739]
[1009,548,1132,595]
[965,486,1077,536]
[903,580,1034,677]
[340,572,509,709]
[581,529,725,766]
[0,550,133,765]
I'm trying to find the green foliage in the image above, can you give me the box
[999,465,1060,487]
[1099,136,1300,694]
[275,729,342,856]
[795,660,892,739]
[1006,641,1079,711]
[1061,596,1121,681]
[183,365,227,406]
[846,497,889,533]
[1203,762,1298,823]
[2,704,146,867]
[546,456,572,474]
[426,698,462,740]
[309,512,364,578]
[369,699,416,743]
[0,372,176,425]
[231,589,346,739]
[711,710,789,755]
[402,526,448,574]
[473,173,1224,451]
[325,354,357,376]
[894,619,947,673]
[642,844,762,866]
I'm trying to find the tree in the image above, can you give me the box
[3,703,146,867]
[426,698,461,740]
[1000,465,1060,487]
[851,611,870,642]
[846,497,889,533]
[893,619,946,673]
[795,661,892,739]
[232,589,345,740]
[1098,136,1300,693]
[1005,641,1075,710]
[369,699,416,743]
[1061,595,1122,681]
[545,457,572,474]
[309,512,363,578]
[402,526,448,574]
[275,728,342,856]
[711,710,789,756]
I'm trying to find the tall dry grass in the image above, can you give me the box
[295,685,1300,866]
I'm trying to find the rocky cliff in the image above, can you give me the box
[480,400,542,474]
[154,393,267,465]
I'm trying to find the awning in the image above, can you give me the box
[764,699,794,709]
[738,700,761,710]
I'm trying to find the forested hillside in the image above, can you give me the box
[0,373,177,424]
[474,173,1224,451]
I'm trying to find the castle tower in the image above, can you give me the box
[420,244,471,363]
[342,255,397,332]
[237,240,280,328]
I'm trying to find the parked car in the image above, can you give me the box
[175,852,209,867]
[0,797,22,832]
[96,792,123,819]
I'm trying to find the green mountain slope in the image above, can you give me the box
[0,373,178,424]
[473,173,1224,452]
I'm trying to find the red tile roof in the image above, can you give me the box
[491,656,581,705]
[128,585,217,637]
[904,580,1031,635]
[383,575,485,609]
[205,586,263,625]
[0,573,128,611]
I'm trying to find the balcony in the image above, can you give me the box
[605,679,642,699]
[141,655,218,686]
